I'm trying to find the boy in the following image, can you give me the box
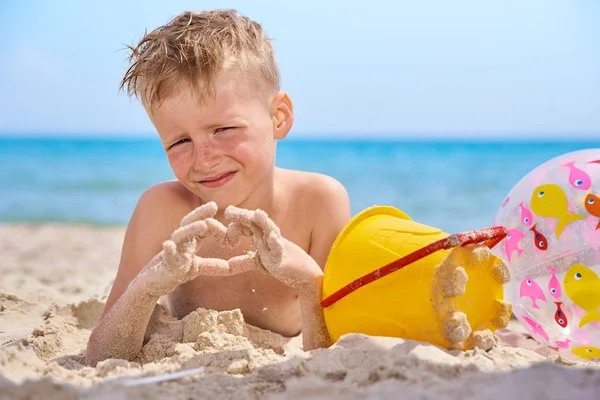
[86,9,351,366]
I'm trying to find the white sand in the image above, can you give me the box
[1,223,600,399]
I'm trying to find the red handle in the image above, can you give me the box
[320,226,507,308]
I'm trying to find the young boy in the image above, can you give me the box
[85,9,351,366]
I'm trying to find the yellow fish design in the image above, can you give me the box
[530,184,585,238]
[571,346,600,360]
[564,263,600,327]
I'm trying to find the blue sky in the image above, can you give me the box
[1,0,599,138]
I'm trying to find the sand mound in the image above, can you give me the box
[1,300,294,387]
[1,223,600,399]
[2,298,600,400]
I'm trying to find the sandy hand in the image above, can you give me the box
[224,206,322,289]
[134,202,254,297]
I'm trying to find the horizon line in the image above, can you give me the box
[1,131,599,142]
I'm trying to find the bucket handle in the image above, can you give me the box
[320,226,507,308]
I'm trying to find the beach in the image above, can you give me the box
[3,0,599,395]
[1,222,600,399]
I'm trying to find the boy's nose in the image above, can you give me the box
[193,143,221,171]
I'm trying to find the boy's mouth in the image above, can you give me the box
[199,171,237,188]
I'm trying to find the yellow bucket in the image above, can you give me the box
[321,206,512,350]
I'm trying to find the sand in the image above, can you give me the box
[1,223,600,399]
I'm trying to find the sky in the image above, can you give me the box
[0,0,599,139]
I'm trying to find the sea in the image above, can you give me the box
[1,137,599,234]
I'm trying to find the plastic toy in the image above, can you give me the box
[320,206,512,351]
[492,148,600,360]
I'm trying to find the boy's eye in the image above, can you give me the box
[215,127,235,133]
[170,138,191,148]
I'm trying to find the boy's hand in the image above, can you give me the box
[224,206,323,290]
[132,202,254,297]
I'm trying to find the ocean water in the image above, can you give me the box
[1,137,599,234]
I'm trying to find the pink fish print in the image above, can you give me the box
[522,315,550,342]
[520,276,547,309]
[505,228,525,262]
[555,339,572,349]
[519,202,533,226]
[562,161,592,190]
[547,267,562,299]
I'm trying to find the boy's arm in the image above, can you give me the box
[86,185,244,366]
[86,186,174,366]
[225,176,351,351]
[303,177,351,349]
[306,177,351,269]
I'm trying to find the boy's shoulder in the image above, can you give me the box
[134,180,199,231]
[278,168,348,204]
[276,169,351,267]
[139,180,197,209]
[278,169,350,228]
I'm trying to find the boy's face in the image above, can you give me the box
[147,71,293,208]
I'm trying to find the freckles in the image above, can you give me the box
[222,142,235,153]
[168,152,183,165]
[167,152,191,174]
[223,142,239,154]
[220,136,245,156]
[176,157,189,168]
[197,143,210,155]
[197,142,224,160]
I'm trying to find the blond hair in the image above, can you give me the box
[120,9,280,108]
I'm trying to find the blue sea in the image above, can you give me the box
[2,137,599,234]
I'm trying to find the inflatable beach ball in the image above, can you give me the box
[493,149,600,360]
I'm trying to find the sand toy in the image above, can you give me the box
[321,206,512,351]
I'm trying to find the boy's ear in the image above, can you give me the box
[271,91,294,139]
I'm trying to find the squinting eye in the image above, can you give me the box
[589,198,596,204]
[215,127,235,133]
[538,191,545,197]
[170,138,191,149]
